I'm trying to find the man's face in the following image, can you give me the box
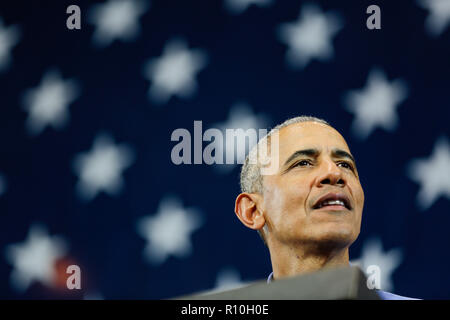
[260,122,364,248]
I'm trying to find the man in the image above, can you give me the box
[234,116,416,300]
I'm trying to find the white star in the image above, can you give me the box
[4,224,68,293]
[407,137,450,210]
[136,195,203,265]
[213,102,269,172]
[417,0,450,37]
[343,68,408,140]
[0,18,20,72]
[351,237,403,292]
[22,69,80,136]
[214,267,245,291]
[224,0,273,15]
[89,0,149,47]
[73,133,135,202]
[277,4,343,69]
[0,173,6,197]
[143,38,208,105]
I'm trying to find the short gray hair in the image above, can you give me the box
[239,115,331,246]
[240,115,330,194]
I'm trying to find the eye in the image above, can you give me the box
[338,161,354,171]
[294,160,313,167]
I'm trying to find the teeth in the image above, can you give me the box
[320,200,345,207]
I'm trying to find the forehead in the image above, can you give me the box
[276,122,351,157]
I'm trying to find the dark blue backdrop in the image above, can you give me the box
[0,0,449,299]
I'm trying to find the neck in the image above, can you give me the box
[268,241,350,279]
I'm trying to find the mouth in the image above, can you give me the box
[312,192,352,211]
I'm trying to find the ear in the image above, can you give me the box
[234,193,266,231]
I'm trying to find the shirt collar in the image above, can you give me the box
[267,272,274,283]
[267,263,352,283]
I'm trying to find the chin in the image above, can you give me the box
[312,227,357,246]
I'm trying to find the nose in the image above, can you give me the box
[315,159,346,188]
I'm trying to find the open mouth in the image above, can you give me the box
[312,192,352,211]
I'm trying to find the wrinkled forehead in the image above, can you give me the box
[276,122,351,159]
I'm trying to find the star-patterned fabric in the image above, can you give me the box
[22,69,80,136]
[0,0,449,300]
[143,38,208,104]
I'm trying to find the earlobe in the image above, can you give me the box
[234,193,266,230]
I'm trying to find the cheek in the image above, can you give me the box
[263,177,310,223]
[354,182,365,210]
[346,175,364,208]
[282,175,311,207]
[263,185,285,219]
[350,181,365,228]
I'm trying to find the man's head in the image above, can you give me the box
[235,116,364,253]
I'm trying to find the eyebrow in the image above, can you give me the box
[331,148,356,164]
[283,149,319,166]
[283,148,356,167]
